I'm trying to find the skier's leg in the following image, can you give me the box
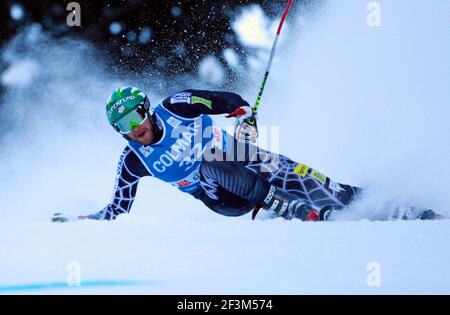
[197,159,320,220]
[241,146,362,220]
[193,182,255,217]
[219,137,441,221]
[197,159,269,217]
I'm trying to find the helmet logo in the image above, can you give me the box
[108,96,136,116]
[118,105,125,113]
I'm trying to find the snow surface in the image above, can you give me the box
[1,218,448,294]
[0,0,449,294]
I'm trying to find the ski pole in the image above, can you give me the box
[248,0,294,125]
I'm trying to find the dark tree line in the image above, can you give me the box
[1,0,318,78]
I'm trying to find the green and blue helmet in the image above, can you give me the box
[106,87,152,134]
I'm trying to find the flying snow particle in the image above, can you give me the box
[10,3,25,21]
[139,27,152,44]
[109,22,123,35]
[198,55,224,84]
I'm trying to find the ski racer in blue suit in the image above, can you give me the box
[52,87,440,222]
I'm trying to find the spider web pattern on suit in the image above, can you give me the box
[244,152,349,209]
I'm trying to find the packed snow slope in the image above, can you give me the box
[0,218,448,294]
[0,0,449,293]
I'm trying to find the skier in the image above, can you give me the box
[52,87,440,222]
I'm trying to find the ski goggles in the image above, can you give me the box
[114,107,148,134]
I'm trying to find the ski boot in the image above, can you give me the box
[261,185,320,221]
[393,207,445,220]
[403,207,444,220]
[419,209,445,220]
[318,205,344,221]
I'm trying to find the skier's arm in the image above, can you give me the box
[85,146,150,220]
[52,147,149,223]
[162,89,251,118]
